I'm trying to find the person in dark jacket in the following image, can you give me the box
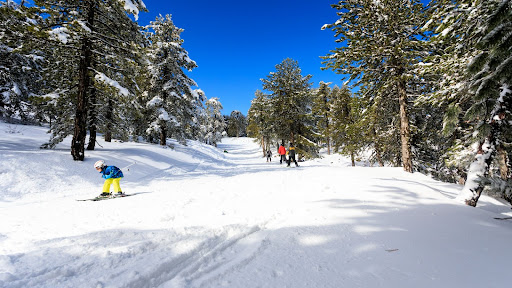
[94,160,124,197]
[278,143,287,164]
[287,143,299,167]
[266,149,272,162]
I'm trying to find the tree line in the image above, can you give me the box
[247,0,511,207]
[2,0,510,207]
[0,0,228,155]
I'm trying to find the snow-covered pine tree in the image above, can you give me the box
[312,81,332,155]
[0,1,42,121]
[326,85,368,165]
[420,0,511,205]
[201,97,226,147]
[35,0,146,160]
[415,0,485,182]
[322,0,430,172]
[144,14,202,146]
[454,0,512,206]
[226,110,246,138]
[247,90,273,157]
[294,92,319,159]
[261,58,313,148]
[339,89,367,166]
[86,0,145,149]
[355,85,401,167]
[409,98,458,181]
[328,85,350,153]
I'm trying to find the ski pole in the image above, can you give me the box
[121,161,137,171]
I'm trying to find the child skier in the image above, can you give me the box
[266,149,272,162]
[94,160,124,197]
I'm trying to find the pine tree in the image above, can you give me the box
[312,81,332,155]
[454,0,512,206]
[328,85,369,166]
[35,0,146,160]
[261,58,314,150]
[0,1,42,121]
[415,0,482,182]
[340,92,366,166]
[421,0,511,206]
[144,14,201,146]
[226,110,246,137]
[329,85,351,153]
[322,0,430,172]
[247,90,272,157]
[201,97,226,147]
[410,98,459,182]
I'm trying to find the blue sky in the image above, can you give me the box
[137,0,342,115]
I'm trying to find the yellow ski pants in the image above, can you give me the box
[102,178,122,193]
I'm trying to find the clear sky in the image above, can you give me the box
[137,0,342,115]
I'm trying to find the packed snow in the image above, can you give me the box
[1,121,511,288]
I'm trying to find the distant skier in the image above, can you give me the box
[287,143,299,167]
[94,160,124,197]
[278,143,287,164]
[266,149,272,162]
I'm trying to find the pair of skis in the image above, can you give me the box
[77,193,135,202]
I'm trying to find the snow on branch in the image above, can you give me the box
[94,72,130,96]
[119,0,146,21]
[49,27,70,44]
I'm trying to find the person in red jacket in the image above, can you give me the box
[278,143,287,164]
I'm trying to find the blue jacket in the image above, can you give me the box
[100,166,124,179]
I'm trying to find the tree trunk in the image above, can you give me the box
[397,79,412,172]
[373,136,384,167]
[372,128,384,167]
[375,141,384,167]
[351,152,355,167]
[104,98,112,142]
[497,146,508,180]
[160,121,167,146]
[460,117,501,207]
[261,136,265,157]
[87,87,97,150]
[71,1,94,161]
[459,89,506,207]
[324,95,331,155]
[462,138,495,207]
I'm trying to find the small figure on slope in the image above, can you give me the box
[287,143,299,167]
[266,149,272,162]
[278,143,287,164]
[94,160,124,197]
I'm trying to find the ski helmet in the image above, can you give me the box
[94,160,106,169]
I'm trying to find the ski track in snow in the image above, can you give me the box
[0,132,300,288]
[1,123,512,288]
[2,226,268,288]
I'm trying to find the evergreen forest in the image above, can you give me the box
[1,0,511,207]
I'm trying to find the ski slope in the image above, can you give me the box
[1,121,511,288]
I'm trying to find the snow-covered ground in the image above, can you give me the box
[1,121,511,288]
